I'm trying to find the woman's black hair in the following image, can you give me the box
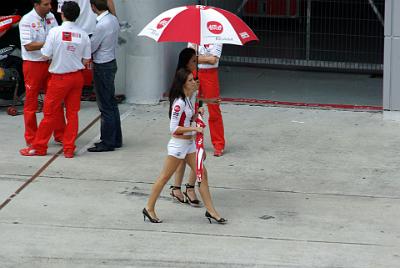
[169,68,191,118]
[176,48,196,71]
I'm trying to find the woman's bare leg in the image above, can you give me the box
[185,167,199,202]
[146,156,182,219]
[172,162,186,201]
[185,153,222,219]
[173,161,199,203]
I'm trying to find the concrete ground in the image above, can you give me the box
[219,66,383,107]
[0,101,399,268]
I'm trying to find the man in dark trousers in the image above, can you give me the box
[87,0,121,152]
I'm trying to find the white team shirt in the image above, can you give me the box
[188,43,222,69]
[19,9,58,61]
[58,0,97,35]
[170,97,195,136]
[41,21,91,74]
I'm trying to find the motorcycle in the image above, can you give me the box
[0,15,24,116]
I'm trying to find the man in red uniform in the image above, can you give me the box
[19,0,65,146]
[20,1,91,158]
[189,43,225,157]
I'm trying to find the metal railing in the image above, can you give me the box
[201,0,384,73]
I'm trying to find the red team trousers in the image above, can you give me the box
[198,68,225,151]
[23,61,65,145]
[31,71,84,154]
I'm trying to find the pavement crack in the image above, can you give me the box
[212,185,400,200]
[0,221,392,248]
[4,174,399,201]
[0,255,337,268]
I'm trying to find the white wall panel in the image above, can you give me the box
[118,0,195,104]
[383,0,400,110]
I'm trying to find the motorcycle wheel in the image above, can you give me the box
[0,55,24,100]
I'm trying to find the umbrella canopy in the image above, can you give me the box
[138,5,258,45]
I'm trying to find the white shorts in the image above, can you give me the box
[167,137,196,159]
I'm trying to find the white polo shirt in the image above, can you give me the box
[57,0,97,35]
[19,9,58,61]
[188,43,223,69]
[41,21,91,74]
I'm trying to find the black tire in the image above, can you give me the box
[0,55,24,100]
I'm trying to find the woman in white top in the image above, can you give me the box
[143,68,226,224]
[169,48,201,206]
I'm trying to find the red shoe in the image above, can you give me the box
[64,149,74,158]
[19,147,46,156]
[213,149,224,157]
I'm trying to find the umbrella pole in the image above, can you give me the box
[196,44,199,80]
[195,44,203,109]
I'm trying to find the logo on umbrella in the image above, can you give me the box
[157,17,171,29]
[196,5,208,10]
[240,32,250,39]
[207,21,223,34]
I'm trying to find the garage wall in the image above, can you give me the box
[206,0,384,73]
[383,0,400,110]
[114,0,126,96]
[116,0,195,104]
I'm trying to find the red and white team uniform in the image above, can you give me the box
[188,43,225,154]
[21,21,91,157]
[168,97,196,159]
[57,0,97,86]
[20,10,58,60]
[19,9,65,145]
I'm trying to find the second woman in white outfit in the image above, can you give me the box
[143,68,226,224]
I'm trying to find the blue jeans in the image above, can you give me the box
[93,60,122,148]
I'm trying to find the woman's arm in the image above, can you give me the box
[173,126,203,135]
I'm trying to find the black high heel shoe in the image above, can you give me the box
[142,208,162,223]
[184,184,201,207]
[170,185,187,203]
[205,211,227,224]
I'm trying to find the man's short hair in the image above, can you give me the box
[90,0,108,11]
[61,1,80,22]
[32,0,41,4]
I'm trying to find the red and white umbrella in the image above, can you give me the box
[138,5,258,45]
